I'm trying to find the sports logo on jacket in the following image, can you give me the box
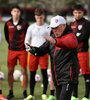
[78,25,83,30]
[17,25,22,30]
[76,32,81,37]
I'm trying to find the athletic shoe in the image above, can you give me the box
[0,94,8,100]
[71,96,79,100]
[46,95,55,100]
[82,97,89,100]
[42,94,47,100]
[24,95,35,100]
[7,93,14,99]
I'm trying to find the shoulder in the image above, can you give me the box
[70,21,77,26]
[27,23,35,31]
[21,18,29,25]
[85,19,90,25]
[5,18,12,26]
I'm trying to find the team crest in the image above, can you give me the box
[76,32,81,37]
[78,25,83,30]
[17,25,22,30]
[55,19,58,23]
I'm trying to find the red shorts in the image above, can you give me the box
[8,50,27,67]
[29,53,49,71]
[78,52,90,75]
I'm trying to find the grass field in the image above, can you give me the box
[0,22,89,100]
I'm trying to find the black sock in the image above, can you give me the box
[9,90,13,95]
[30,71,36,96]
[73,83,78,98]
[84,74,90,98]
[23,90,27,98]
[50,90,55,96]
[23,90,27,95]
[41,69,48,94]
[0,90,2,94]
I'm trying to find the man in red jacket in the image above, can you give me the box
[26,15,79,100]
[70,5,90,100]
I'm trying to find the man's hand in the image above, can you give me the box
[44,35,56,44]
[25,43,31,52]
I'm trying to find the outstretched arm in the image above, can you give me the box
[45,33,78,49]
[25,41,50,56]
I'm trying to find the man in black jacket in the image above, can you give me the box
[70,5,90,100]
[26,15,79,100]
[4,6,29,99]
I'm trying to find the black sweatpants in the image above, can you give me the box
[56,83,73,100]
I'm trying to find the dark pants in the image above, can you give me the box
[56,83,73,100]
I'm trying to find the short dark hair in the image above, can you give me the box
[73,4,84,11]
[34,8,45,16]
[11,5,21,12]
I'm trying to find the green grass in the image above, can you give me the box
[0,22,90,100]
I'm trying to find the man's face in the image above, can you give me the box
[35,14,45,24]
[73,10,84,20]
[11,8,21,18]
[52,24,66,37]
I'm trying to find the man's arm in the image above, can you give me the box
[24,26,32,45]
[45,33,78,49]
[26,41,49,56]
[4,23,9,43]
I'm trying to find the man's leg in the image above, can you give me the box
[49,74,55,96]
[39,54,49,100]
[46,74,55,100]
[41,69,48,100]
[41,69,48,94]
[21,67,28,98]
[7,67,14,99]
[83,74,90,98]
[56,85,61,100]
[60,84,73,100]
[72,83,78,98]
[24,54,38,100]
[30,71,36,96]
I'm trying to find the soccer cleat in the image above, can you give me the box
[46,95,55,100]
[42,94,47,100]
[24,95,35,100]
[71,96,79,100]
[82,97,89,100]
[0,94,8,100]
[6,93,14,99]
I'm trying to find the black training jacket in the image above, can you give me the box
[4,18,29,51]
[70,18,90,52]
[30,26,79,86]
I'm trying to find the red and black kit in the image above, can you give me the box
[70,18,90,52]
[4,18,29,51]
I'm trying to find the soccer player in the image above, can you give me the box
[70,4,90,100]
[26,15,79,100]
[25,8,51,100]
[4,6,29,99]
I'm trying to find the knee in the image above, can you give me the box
[8,68,14,75]
[21,68,27,76]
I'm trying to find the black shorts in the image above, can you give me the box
[56,83,73,100]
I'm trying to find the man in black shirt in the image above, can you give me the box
[4,6,29,99]
[70,5,90,100]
